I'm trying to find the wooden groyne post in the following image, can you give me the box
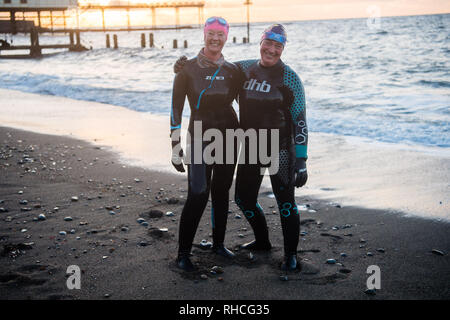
[149,33,154,48]
[29,28,41,58]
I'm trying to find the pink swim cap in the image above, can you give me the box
[204,16,229,38]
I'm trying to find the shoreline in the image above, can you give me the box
[1,126,449,300]
[0,88,449,221]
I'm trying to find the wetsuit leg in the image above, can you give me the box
[178,158,212,255]
[234,163,269,243]
[269,148,300,255]
[210,162,236,245]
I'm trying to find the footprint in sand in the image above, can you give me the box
[0,272,47,286]
[0,264,61,288]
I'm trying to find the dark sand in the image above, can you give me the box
[0,126,449,300]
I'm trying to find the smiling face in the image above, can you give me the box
[260,39,284,67]
[204,29,227,56]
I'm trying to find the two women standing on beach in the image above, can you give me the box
[171,18,308,271]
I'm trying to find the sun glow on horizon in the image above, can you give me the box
[78,0,180,5]
[12,0,448,29]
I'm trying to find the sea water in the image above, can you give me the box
[0,14,449,220]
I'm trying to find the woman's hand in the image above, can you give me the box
[174,56,188,74]
[294,158,308,188]
[171,147,185,173]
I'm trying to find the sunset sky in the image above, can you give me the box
[7,0,447,28]
[205,0,450,23]
[75,0,450,27]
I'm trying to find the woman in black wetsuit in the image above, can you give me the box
[174,24,309,271]
[170,17,240,271]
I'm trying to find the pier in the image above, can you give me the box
[0,21,89,59]
[0,1,205,58]
[0,1,253,58]
[0,1,206,34]
[79,1,205,32]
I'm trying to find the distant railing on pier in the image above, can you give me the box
[78,1,206,30]
[79,1,205,9]
[0,1,206,33]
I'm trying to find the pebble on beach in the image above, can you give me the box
[167,197,179,204]
[142,209,163,219]
[364,288,376,295]
[211,266,224,274]
[139,240,148,247]
[431,249,445,256]
[280,275,289,281]
[200,239,213,248]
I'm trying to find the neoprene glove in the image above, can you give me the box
[294,158,308,188]
[174,56,188,74]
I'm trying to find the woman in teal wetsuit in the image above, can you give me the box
[174,24,308,271]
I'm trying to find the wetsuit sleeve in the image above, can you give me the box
[235,59,258,71]
[170,70,187,144]
[234,59,258,106]
[283,66,308,160]
[232,63,245,102]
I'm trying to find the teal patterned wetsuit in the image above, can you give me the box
[234,59,308,256]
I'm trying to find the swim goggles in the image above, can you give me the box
[262,31,286,45]
[262,31,287,45]
[205,17,228,27]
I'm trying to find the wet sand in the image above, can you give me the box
[1,88,449,221]
[1,126,449,300]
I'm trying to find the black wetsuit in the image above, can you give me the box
[170,57,240,255]
[234,59,308,256]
